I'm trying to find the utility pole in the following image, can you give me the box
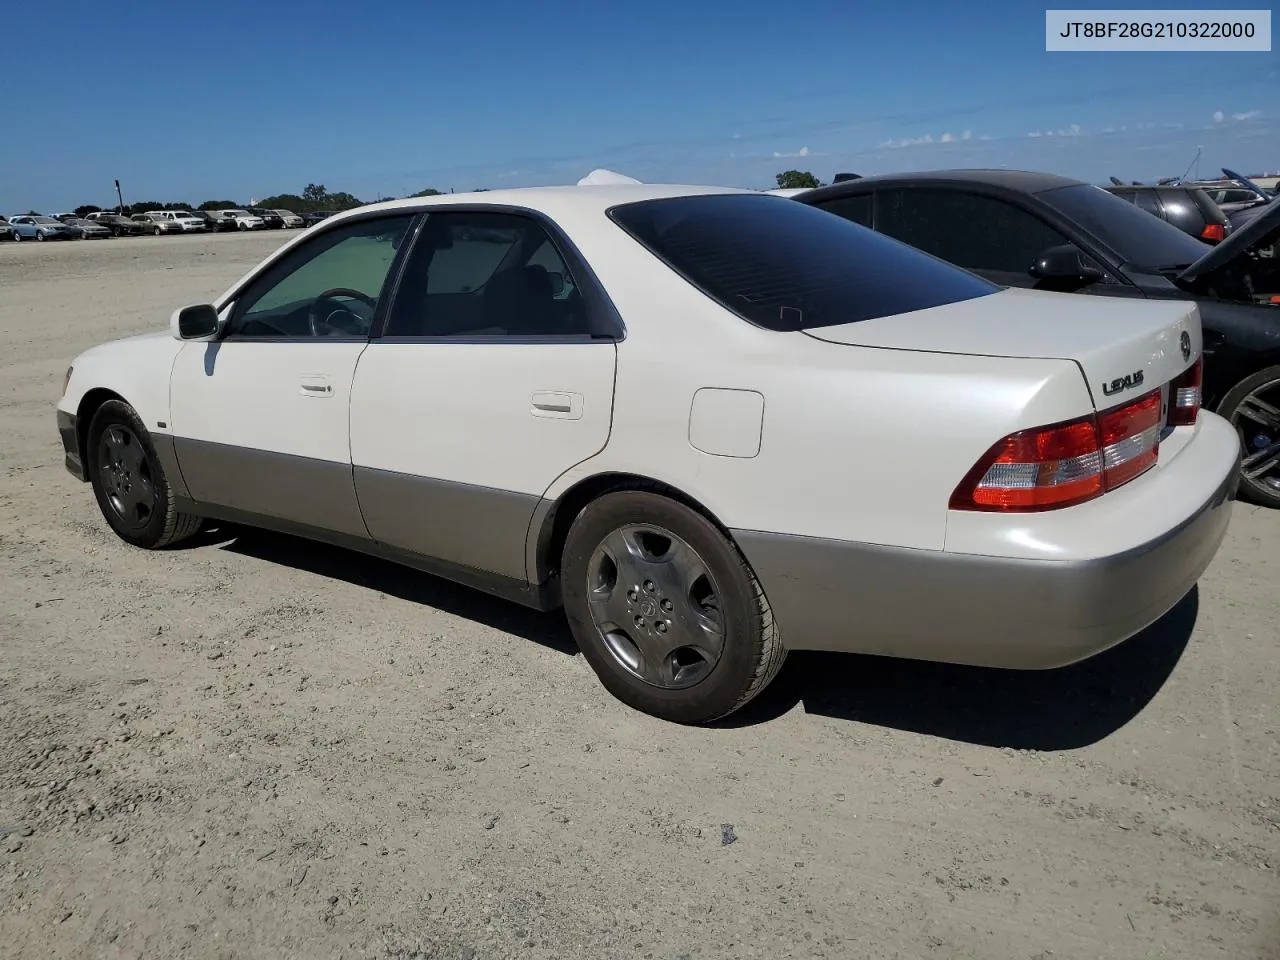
[114,179,125,214]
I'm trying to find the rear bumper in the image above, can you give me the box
[57,409,85,481]
[734,413,1240,669]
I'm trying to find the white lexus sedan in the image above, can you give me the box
[56,184,1240,724]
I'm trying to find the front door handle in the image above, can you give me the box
[531,391,582,420]
[300,374,334,397]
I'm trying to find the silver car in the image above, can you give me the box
[62,217,112,240]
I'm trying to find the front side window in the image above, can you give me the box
[875,189,1070,273]
[382,212,590,338]
[226,214,415,339]
[1036,183,1210,270]
[609,193,998,332]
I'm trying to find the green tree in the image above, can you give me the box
[74,204,102,218]
[775,170,823,189]
[411,187,442,197]
[256,193,307,211]
[198,200,240,210]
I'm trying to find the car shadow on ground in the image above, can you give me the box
[217,527,579,655]
[210,526,1196,748]
[723,588,1199,750]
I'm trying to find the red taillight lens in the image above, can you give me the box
[1098,389,1162,488]
[1167,357,1202,427]
[951,389,1163,512]
[1200,223,1226,243]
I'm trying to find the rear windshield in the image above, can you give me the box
[607,193,998,331]
[1036,183,1209,271]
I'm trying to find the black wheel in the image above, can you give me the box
[86,400,203,548]
[560,490,786,724]
[1217,365,1280,508]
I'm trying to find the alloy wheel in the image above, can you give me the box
[1232,376,1280,497]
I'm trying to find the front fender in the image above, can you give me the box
[58,331,186,437]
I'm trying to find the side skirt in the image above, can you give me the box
[175,497,562,612]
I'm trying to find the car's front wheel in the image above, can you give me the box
[87,399,203,549]
[1218,364,1280,508]
[560,490,786,724]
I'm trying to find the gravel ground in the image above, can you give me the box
[1,232,1277,960]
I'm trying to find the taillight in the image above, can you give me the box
[1200,223,1226,243]
[951,389,1163,512]
[1167,356,1202,426]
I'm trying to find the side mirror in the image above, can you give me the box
[1028,243,1104,285]
[172,303,222,340]
[546,271,566,297]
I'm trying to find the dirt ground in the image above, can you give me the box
[1,232,1277,960]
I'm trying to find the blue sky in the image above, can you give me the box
[1,0,1276,210]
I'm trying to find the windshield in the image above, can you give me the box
[274,210,294,217]
[608,193,999,331]
[32,216,61,224]
[1037,183,1209,270]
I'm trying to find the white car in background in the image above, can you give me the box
[149,210,207,233]
[214,209,266,230]
[271,209,305,228]
[55,183,1239,724]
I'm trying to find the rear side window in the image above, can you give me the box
[607,193,998,332]
[1160,191,1207,234]
[812,193,872,227]
[1132,192,1163,216]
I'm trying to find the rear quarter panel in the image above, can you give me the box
[541,212,1096,551]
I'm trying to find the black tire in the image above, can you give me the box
[86,399,203,549]
[560,490,786,724]
[1216,364,1280,508]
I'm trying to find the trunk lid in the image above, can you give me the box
[801,286,1201,409]
[1176,191,1280,285]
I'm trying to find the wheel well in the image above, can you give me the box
[534,472,731,585]
[75,388,125,468]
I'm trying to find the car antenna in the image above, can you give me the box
[1109,176,1124,185]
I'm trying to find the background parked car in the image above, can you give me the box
[269,208,304,228]
[146,210,207,233]
[186,210,238,233]
[61,217,112,240]
[130,212,182,236]
[213,209,266,230]
[247,207,284,229]
[85,212,144,237]
[0,217,13,241]
[1105,184,1231,244]
[8,215,75,241]
[795,170,1280,507]
[301,210,333,226]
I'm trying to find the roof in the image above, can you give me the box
[324,182,752,226]
[800,168,1086,200]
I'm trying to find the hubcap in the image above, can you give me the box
[585,523,725,690]
[1232,379,1280,495]
[97,425,156,530]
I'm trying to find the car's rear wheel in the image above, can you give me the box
[1218,365,1280,508]
[560,490,786,724]
[87,400,203,549]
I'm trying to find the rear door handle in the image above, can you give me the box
[531,391,582,419]
[300,374,334,397]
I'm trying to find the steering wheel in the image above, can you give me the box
[309,287,377,337]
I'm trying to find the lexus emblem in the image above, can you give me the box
[1180,330,1191,362]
